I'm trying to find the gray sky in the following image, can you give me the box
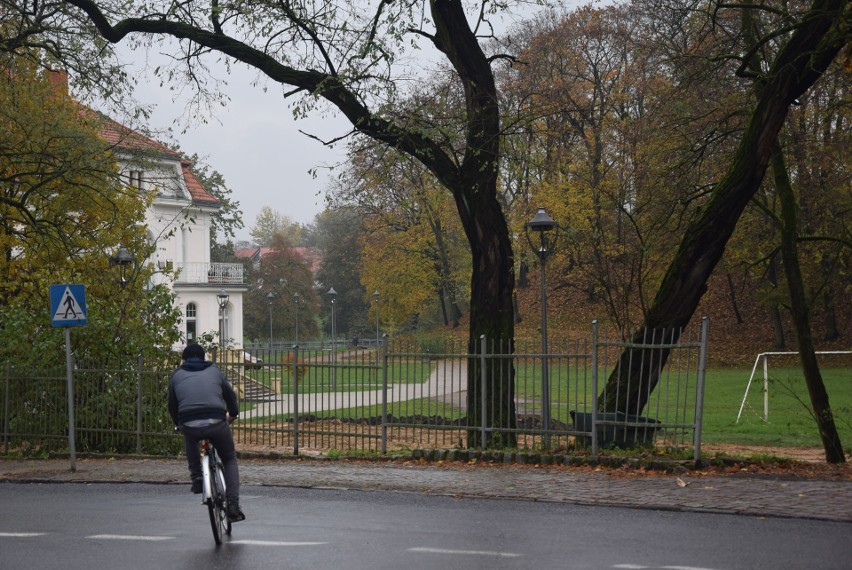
[123,59,350,243]
[110,3,561,244]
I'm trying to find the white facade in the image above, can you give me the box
[114,147,247,351]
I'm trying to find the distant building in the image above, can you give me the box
[235,245,322,276]
[48,69,248,349]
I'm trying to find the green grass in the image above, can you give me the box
[241,357,850,450]
[700,367,851,448]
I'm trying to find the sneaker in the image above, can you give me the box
[191,478,202,494]
[227,501,246,522]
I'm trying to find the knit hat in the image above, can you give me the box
[182,343,205,360]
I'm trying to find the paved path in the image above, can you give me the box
[1,457,849,523]
[246,359,468,418]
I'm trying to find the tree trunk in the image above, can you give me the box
[767,256,787,349]
[429,0,516,447]
[599,0,848,415]
[822,292,840,341]
[725,272,745,324]
[773,145,845,464]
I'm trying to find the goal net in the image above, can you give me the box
[736,351,852,423]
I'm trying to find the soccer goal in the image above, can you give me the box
[736,351,852,423]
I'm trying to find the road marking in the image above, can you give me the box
[229,540,329,546]
[86,534,174,541]
[408,547,522,558]
[0,532,46,537]
[613,565,721,570]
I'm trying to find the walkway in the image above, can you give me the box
[245,358,467,418]
[1,457,849,523]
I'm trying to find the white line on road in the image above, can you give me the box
[613,564,713,570]
[86,534,174,541]
[0,532,46,537]
[229,540,329,547]
[408,547,522,558]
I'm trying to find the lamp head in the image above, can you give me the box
[109,246,135,288]
[525,208,559,260]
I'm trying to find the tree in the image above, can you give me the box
[242,233,319,344]
[771,144,845,463]
[0,58,181,365]
[184,152,244,248]
[313,207,371,339]
[333,142,469,329]
[250,206,303,247]
[597,0,848,463]
[41,0,515,447]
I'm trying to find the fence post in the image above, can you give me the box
[3,363,9,455]
[479,335,487,449]
[381,334,388,454]
[590,320,599,459]
[693,317,710,464]
[293,344,300,456]
[136,354,143,455]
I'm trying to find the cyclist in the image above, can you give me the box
[168,343,245,522]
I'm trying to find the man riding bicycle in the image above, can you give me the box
[168,343,245,522]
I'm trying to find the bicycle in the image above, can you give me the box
[200,438,232,545]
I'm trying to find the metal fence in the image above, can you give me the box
[2,319,709,461]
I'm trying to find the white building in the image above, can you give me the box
[50,70,248,350]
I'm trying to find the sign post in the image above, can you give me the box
[50,284,87,472]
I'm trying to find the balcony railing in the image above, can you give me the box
[174,262,245,285]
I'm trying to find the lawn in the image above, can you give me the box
[240,354,850,451]
[700,367,851,448]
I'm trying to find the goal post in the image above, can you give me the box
[736,351,852,424]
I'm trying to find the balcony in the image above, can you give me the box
[174,262,245,285]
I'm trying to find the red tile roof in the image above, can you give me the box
[235,246,322,274]
[68,94,219,206]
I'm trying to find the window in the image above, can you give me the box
[128,170,143,189]
[186,303,197,343]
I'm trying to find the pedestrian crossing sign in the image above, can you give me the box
[50,284,87,327]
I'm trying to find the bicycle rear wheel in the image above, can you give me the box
[207,463,228,544]
[215,461,232,536]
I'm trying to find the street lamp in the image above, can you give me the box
[327,287,337,390]
[373,290,380,364]
[109,245,135,288]
[525,207,559,448]
[217,289,229,363]
[293,292,301,346]
[267,291,275,355]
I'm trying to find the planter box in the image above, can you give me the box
[570,411,661,448]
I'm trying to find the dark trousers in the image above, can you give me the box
[180,420,240,504]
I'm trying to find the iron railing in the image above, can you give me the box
[2,320,709,461]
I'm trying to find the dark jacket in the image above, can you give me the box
[168,358,239,425]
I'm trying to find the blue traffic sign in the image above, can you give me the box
[50,284,87,327]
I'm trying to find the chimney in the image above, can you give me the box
[45,69,69,95]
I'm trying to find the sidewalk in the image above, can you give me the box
[2,457,850,523]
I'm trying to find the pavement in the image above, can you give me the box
[1,456,850,523]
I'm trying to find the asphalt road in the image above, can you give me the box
[1,482,849,569]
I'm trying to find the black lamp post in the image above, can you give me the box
[267,291,275,354]
[293,292,301,346]
[327,287,337,389]
[217,289,229,362]
[525,207,559,448]
[109,245,135,288]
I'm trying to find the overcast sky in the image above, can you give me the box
[105,3,563,244]
[117,58,351,244]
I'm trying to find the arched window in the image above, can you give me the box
[186,303,197,343]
